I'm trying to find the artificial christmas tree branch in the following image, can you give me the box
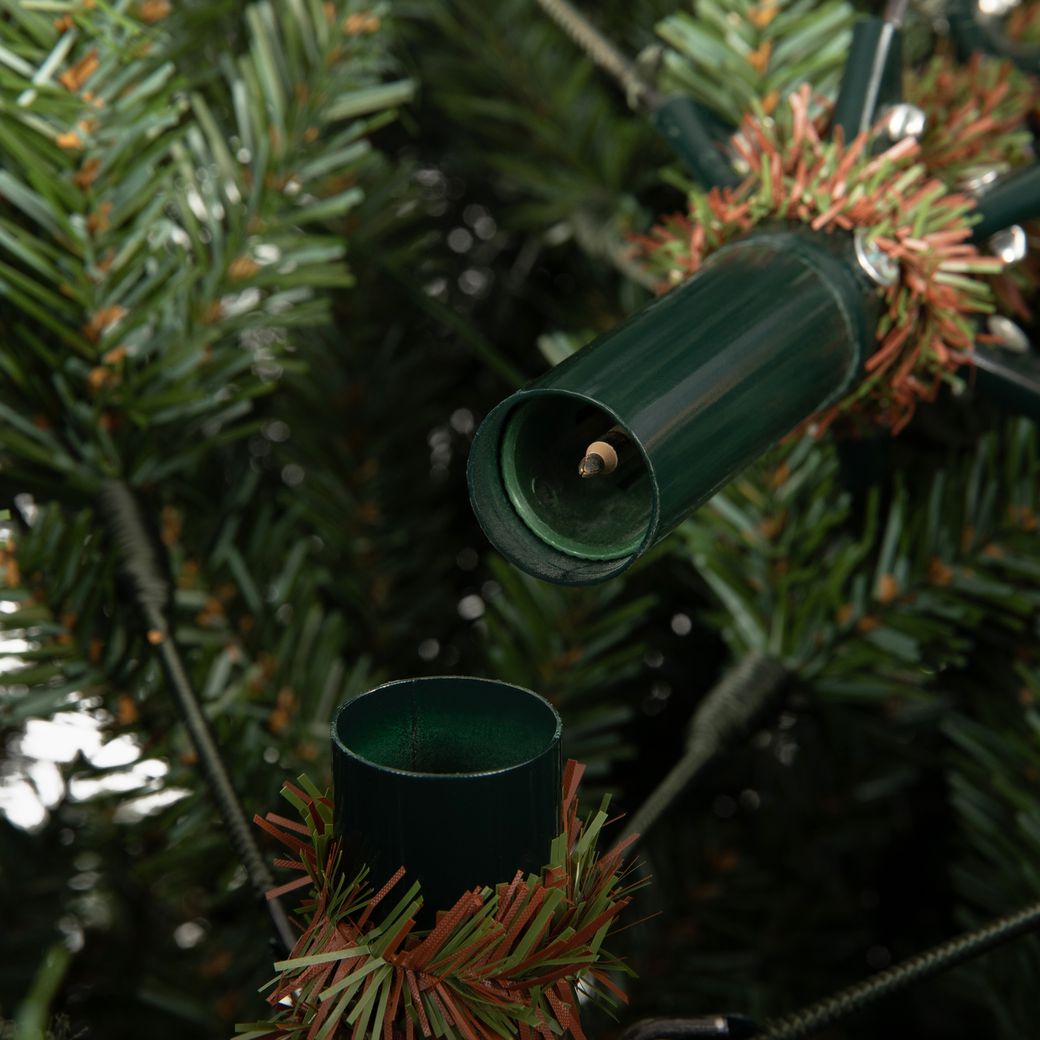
[0,1,414,1015]
[97,479,296,955]
[241,760,642,1040]
[621,895,1040,1038]
[479,555,655,775]
[757,896,1040,1038]
[4,0,1040,1033]
[531,0,661,111]
[620,653,789,845]
[655,0,855,128]
[679,419,1040,683]
[531,0,742,188]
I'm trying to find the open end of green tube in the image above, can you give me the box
[334,677,561,777]
[499,398,654,560]
[331,678,562,918]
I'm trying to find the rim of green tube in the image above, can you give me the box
[331,676,562,780]
[498,393,656,561]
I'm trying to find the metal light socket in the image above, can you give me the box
[468,229,874,585]
[331,677,562,918]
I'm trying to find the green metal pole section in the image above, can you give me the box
[948,0,1040,76]
[468,228,874,585]
[831,17,904,141]
[331,677,562,919]
[652,97,741,189]
[971,163,1040,242]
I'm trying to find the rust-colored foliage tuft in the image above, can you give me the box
[241,763,642,1040]
[907,51,1037,177]
[635,85,1006,435]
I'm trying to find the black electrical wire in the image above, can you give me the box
[97,479,297,955]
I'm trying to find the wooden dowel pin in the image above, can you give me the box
[579,428,626,478]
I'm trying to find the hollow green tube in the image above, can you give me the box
[331,677,562,919]
[468,228,874,585]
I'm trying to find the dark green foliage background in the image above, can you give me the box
[1,1,1039,1038]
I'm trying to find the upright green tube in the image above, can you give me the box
[468,228,874,585]
[331,677,562,918]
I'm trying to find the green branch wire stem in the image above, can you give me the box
[620,654,789,846]
[624,1016,759,1040]
[531,0,659,111]
[14,944,73,1040]
[758,897,1040,1038]
[531,0,741,188]
[97,480,296,955]
[619,868,1040,1040]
